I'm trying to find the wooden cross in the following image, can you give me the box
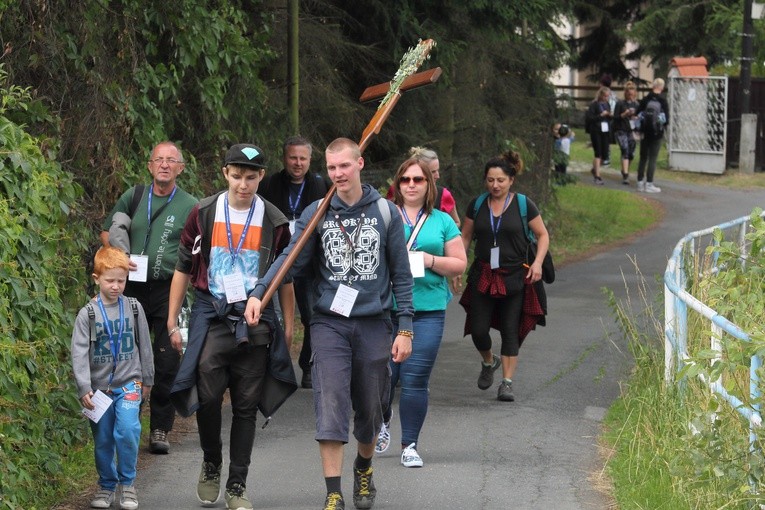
[260,40,442,307]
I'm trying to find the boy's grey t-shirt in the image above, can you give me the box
[71,297,154,399]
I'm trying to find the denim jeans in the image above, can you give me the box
[386,311,445,447]
[90,381,142,490]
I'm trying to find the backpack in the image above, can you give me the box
[85,296,141,347]
[641,98,665,137]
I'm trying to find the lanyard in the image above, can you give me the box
[224,193,257,267]
[400,206,424,250]
[488,193,511,247]
[288,181,307,219]
[141,184,177,254]
[336,214,363,254]
[96,295,125,387]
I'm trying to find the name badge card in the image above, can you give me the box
[408,251,425,278]
[129,254,149,282]
[490,246,500,269]
[601,121,610,133]
[289,219,296,236]
[222,273,247,303]
[330,284,358,317]
[630,119,638,131]
[81,390,113,424]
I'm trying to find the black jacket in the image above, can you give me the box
[259,169,330,219]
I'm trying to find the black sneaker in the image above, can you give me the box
[324,491,345,510]
[149,428,169,454]
[477,354,501,390]
[352,466,376,509]
[497,380,515,402]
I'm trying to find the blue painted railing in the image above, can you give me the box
[664,213,764,453]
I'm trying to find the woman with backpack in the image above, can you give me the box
[375,155,467,467]
[458,150,550,402]
[636,78,669,193]
[585,86,613,185]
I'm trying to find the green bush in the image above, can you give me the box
[0,65,90,509]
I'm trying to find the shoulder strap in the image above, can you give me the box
[86,303,97,343]
[128,297,140,346]
[472,192,489,217]
[376,197,391,230]
[128,184,146,218]
[517,193,535,243]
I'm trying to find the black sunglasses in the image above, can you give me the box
[399,176,426,184]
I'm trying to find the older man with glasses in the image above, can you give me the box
[100,141,198,454]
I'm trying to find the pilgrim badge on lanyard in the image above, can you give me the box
[129,254,149,282]
[330,283,358,317]
[601,121,610,133]
[408,251,425,278]
[490,246,500,269]
[222,272,247,303]
[288,219,296,236]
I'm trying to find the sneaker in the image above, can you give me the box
[119,485,138,510]
[497,380,515,402]
[603,159,610,166]
[401,443,424,468]
[149,429,169,454]
[477,354,500,390]
[224,483,253,510]
[324,492,345,510]
[621,173,630,185]
[594,176,605,185]
[90,488,115,509]
[197,461,222,505]
[645,182,662,193]
[637,180,646,192]
[352,466,376,509]
[375,422,391,454]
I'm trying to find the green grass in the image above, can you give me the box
[549,183,660,265]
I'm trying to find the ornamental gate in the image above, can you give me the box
[667,76,728,174]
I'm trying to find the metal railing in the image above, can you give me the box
[664,213,765,453]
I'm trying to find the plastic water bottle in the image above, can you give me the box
[179,306,189,353]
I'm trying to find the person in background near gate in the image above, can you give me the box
[166,143,297,510]
[100,141,197,455]
[636,78,669,193]
[459,150,550,402]
[259,135,330,389]
[585,86,612,185]
[552,123,574,176]
[374,156,466,468]
[386,147,460,227]
[599,73,616,166]
[71,246,154,510]
[613,81,640,185]
[244,138,414,510]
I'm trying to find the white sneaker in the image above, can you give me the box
[375,421,391,454]
[637,180,645,192]
[645,182,662,193]
[401,443,423,468]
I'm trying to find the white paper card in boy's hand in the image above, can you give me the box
[82,390,113,423]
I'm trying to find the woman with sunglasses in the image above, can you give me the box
[375,156,466,467]
[460,150,550,402]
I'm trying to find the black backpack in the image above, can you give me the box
[641,98,665,137]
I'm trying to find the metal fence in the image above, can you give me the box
[664,213,765,456]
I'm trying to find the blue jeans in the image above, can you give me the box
[90,381,142,490]
[386,311,445,447]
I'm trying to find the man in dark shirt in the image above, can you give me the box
[259,136,330,388]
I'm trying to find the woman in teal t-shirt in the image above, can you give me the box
[375,156,466,468]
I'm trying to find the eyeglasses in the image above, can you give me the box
[399,176,426,184]
[150,157,182,165]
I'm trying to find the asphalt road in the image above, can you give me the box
[94,171,765,510]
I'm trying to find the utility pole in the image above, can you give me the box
[287,0,299,133]
[741,0,754,115]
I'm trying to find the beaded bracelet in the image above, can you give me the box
[397,329,414,338]
[168,326,181,336]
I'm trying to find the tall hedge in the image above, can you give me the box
[0,66,90,508]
